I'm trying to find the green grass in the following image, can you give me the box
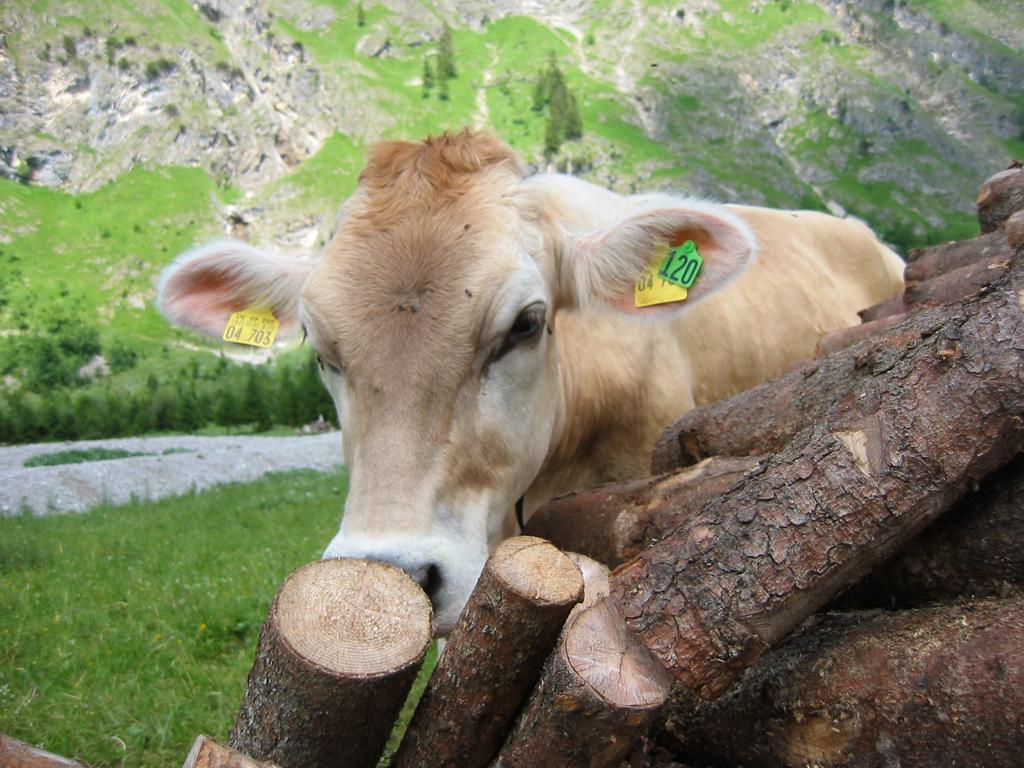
[22,448,151,467]
[269,132,365,216]
[699,0,831,50]
[0,165,221,346]
[0,469,354,767]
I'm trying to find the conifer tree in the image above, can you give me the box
[422,56,434,98]
[214,383,242,427]
[0,403,11,444]
[532,71,549,111]
[357,2,366,27]
[152,388,179,433]
[130,394,156,435]
[439,73,450,101]
[242,367,270,431]
[103,391,128,437]
[177,383,202,432]
[544,111,561,155]
[439,23,456,79]
[565,91,583,140]
[535,54,584,153]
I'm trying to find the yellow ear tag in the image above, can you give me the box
[222,307,280,348]
[634,246,689,308]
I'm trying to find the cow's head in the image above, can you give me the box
[158,131,754,633]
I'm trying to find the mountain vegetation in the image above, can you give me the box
[0,0,1021,442]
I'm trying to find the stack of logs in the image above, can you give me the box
[213,163,1024,768]
[5,167,1023,768]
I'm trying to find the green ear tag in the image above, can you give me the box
[657,240,703,289]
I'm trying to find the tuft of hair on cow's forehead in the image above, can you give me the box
[358,129,525,200]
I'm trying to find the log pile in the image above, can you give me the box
[524,163,1024,765]
[164,164,1024,768]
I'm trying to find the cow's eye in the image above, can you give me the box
[498,304,545,357]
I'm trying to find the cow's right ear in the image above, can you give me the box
[157,240,313,339]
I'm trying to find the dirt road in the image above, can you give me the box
[0,432,344,516]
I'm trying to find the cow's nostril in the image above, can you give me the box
[423,564,442,601]
[407,563,442,601]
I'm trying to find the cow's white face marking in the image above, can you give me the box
[310,234,561,633]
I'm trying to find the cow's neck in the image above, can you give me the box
[528,308,684,513]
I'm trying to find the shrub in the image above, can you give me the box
[107,342,139,373]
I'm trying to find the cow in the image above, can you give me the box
[158,130,904,634]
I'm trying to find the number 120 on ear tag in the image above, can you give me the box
[223,307,280,348]
[658,240,703,289]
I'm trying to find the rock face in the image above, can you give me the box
[0,0,1020,248]
[0,0,374,193]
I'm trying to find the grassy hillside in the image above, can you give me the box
[0,0,1020,430]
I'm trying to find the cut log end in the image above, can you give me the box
[183,735,278,768]
[275,558,432,678]
[564,599,670,710]
[491,536,585,607]
[495,597,670,767]
[0,733,89,768]
[392,538,583,768]
[231,559,433,768]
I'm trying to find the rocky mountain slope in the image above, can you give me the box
[0,0,1021,348]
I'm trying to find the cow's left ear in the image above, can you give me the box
[559,199,756,315]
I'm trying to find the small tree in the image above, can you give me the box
[439,74,449,101]
[535,55,583,153]
[357,2,366,27]
[544,111,561,155]
[439,23,456,79]
[422,56,434,98]
[564,92,583,140]
[532,72,549,111]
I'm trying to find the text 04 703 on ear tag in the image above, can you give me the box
[635,247,689,308]
[658,240,703,289]
[223,307,280,348]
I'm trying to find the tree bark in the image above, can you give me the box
[814,313,908,358]
[183,736,278,768]
[978,166,1024,234]
[903,255,1009,308]
[393,537,583,768]
[904,229,1013,281]
[230,559,432,768]
[493,597,671,768]
[834,453,1024,609]
[1006,210,1024,250]
[0,734,90,768]
[657,597,1024,768]
[856,292,906,323]
[649,315,925,472]
[613,253,1024,698]
[525,457,761,567]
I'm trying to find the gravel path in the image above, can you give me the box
[0,432,344,517]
